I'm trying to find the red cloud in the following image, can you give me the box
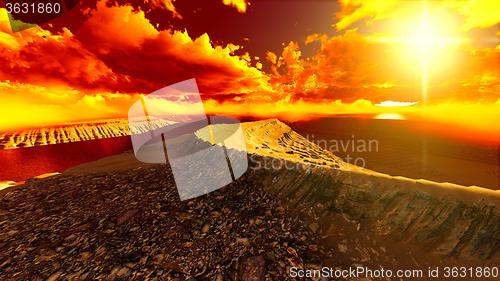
[0,1,272,99]
[267,29,499,103]
[74,1,270,96]
[0,0,498,131]
[222,0,249,13]
[0,26,132,91]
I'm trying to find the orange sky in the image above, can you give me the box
[0,0,498,137]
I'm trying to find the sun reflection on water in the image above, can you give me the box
[374,113,405,120]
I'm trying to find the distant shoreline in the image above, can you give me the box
[1,117,498,189]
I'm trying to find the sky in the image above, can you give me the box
[0,0,499,138]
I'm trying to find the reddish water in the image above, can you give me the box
[1,118,498,189]
[0,136,132,181]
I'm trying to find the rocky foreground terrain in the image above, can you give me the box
[0,163,326,280]
[0,119,499,280]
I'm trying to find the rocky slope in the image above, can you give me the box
[0,119,498,280]
[72,119,500,265]
[243,120,499,261]
[0,164,323,280]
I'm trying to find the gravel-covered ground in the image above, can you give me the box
[0,164,328,280]
[2,119,497,280]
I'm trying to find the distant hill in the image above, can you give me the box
[0,118,173,149]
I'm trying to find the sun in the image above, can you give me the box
[399,3,466,104]
[409,10,437,60]
[371,2,467,103]
[405,4,463,62]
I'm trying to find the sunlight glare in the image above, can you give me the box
[375,113,405,120]
[376,101,419,107]
[403,3,465,105]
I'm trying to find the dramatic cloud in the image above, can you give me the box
[0,9,132,91]
[267,31,418,102]
[0,0,498,133]
[0,82,139,131]
[265,25,498,103]
[0,1,275,129]
[336,0,500,31]
[146,0,182,18]
[0,2,272,96]
[222,0,249,13]
[75,1,270,95]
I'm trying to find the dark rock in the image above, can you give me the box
[239,255,265,281]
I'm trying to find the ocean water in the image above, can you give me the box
[0,136,132,182]
[290,117,499,189]
[1,117,498,189]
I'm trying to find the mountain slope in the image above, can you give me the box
[234,119,500,261]
[68,119,499,263]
